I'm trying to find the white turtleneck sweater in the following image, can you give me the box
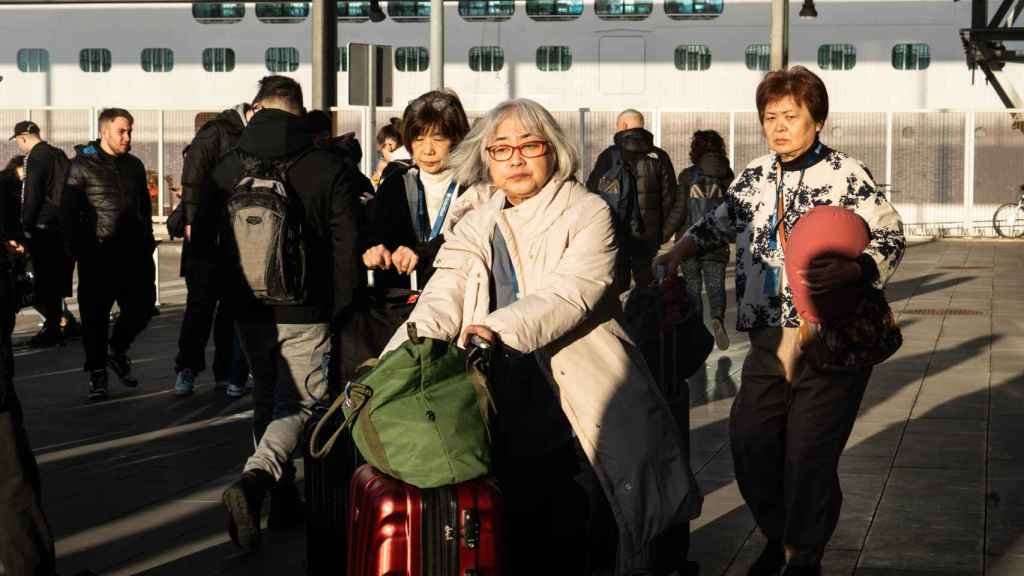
[419,168,456,234]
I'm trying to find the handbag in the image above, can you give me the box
[6,246,34,311]
[309,323,496,489]
[798,287,903,372]
[623,275,714,381]
[338,270,420,382]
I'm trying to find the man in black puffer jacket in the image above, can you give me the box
[173,103,254,398]
[65,108,155,401]
[587,109,684,288]
[209,76,361,551]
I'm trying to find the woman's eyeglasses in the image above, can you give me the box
[486,141,549,162]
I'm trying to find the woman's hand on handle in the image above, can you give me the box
[460,325,498,349]
[392,246,420,276]
[362,245,393,270]
[653,235,699,278]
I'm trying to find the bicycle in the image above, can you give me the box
[993,185,1024,238]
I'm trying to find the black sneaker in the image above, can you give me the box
[222,469,274,550]
[28,327,63,348]
[88,370,109,401]
[749,540,786,576]
[107,348,139,388]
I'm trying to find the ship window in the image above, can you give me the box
[665,0,723,19]
[536,45,572,71]
[80,49,112,73]
[459,0,514,21]
[469,46,505,71]
[388,0,430,21]
[745,43,770,71]
[595,0,652,19]
[266,47,301,72]
[892,43,930,70]
[526,0,583,20]
[395,47,429,72]
[256,2,309,22]
[338,0,371,20]
[202,48,236,72]
[818,43,857,70]
[193,2,245,23]
[141,48,174,73]
[17,49,49,73]
[338,46,348,71]
[674,44,711,71]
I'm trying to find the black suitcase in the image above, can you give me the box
[303,346,362,575]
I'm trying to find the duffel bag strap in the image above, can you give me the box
[308,382,372,459]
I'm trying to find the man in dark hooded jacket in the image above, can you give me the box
[586,109,684,288]
[173,103,254,397]
[209,76,361,551]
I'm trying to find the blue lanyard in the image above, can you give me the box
[417,180,458,242]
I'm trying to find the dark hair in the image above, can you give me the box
[255,75,304,111]
[690,130,727,165]
[306,109,332,136]
[755,65,829,125]
[98,108,134,128]
[401,90,470,152]
[3,155,25,173]
[377,117,402,147]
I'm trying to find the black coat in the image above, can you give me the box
[22,141,69,231]
[0,170,25,246]
[210,108,361,325]
[362,162,461,290]
[64,141,154,253]
[180,108,246,276]
[586,128,682,252]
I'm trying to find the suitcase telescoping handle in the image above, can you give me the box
[365,268,419,290]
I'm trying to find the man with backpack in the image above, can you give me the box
[586,109,684,290]
[209,76,361,551]
[11,121,74,348]
[173,102,255,397]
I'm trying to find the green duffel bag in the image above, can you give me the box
[309,323,496,489]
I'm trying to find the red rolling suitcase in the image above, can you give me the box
[348,464,503,576]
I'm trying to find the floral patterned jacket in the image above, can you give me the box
[683,141,905,332]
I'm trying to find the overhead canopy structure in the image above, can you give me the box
[961,0,1024,109]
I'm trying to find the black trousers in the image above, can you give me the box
[175,257,246,380]
[730,327,870,554]
[77,240,156,372]
[27,228,71,333]
[0,266,55,574]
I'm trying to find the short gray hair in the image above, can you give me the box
[449,98,580,187]
[617,108,645,127]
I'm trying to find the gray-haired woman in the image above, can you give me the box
[384,98,700,575]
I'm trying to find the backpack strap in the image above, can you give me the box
[402,167,422,240]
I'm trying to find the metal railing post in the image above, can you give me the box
[963,112,976,237]
[729,111,736,170]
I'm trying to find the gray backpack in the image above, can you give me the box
[227,149,311,305]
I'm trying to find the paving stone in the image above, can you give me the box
[987,554,1024,576]
[859,468,985,575]
[986,460,1024,558]
[989,417,1024,461]
[830,473,887,551]
[894,419,987,470]
[910,392,989,421]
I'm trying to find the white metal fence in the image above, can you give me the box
[3,107,1023,237]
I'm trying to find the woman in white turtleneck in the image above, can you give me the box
[361,90,471,291]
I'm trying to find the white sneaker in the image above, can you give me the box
[711,319,730,351]
[226,382,248,398]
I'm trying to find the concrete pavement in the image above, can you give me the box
[8,239,1023,575]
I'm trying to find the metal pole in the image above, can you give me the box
[430,0,444,89]
[770,0,789,71]
[963,112,976,237]
[157,110,165,218]
[368,44,377,174]
[312,0,338,110]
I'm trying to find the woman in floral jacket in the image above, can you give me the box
[657,66,905,576]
